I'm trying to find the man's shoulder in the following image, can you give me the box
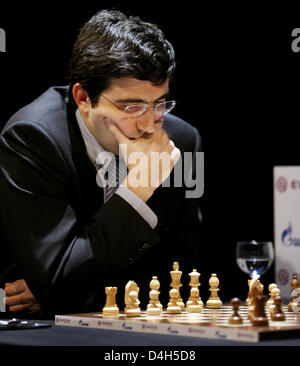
[2,86,70,136]
[164,113,202,153]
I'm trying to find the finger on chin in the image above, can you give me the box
[104,119,129,143]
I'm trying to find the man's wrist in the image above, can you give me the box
[115,187,158,228]
[120,177,155,202]
[126,185,155,202]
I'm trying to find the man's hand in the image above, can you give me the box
[105,120,181,202]
[4,279,41,313]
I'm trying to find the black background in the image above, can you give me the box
[1,1,299,301]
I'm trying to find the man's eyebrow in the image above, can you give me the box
[115,92,170,104]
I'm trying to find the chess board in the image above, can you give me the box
[55,305,300,343]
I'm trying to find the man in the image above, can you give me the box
[0,10,203,315]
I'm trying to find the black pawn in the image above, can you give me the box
[252,295,269,327]
[229,297,243,324]
[271,294,286,321]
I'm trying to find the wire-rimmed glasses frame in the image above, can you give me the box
[101,94,176,118]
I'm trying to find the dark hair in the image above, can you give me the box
[68,10,176,107]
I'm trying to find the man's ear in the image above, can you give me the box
[72,83,91,113]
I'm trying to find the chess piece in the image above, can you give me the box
[124,280,141,317]
[228,297,243,325]
[170,262,185,310]
[288,275,300,312]
[266,283,278,309]
[102,286,119,316]
[126,290,141,316]
[268,287,281,315]
[167,288,182,314]
[186,288,203,312]
[246,279,251,306]
[246,278,264,305]
[248,281,263,320]
[247,279,263,305]
[251,294,268,326]
[270,293,286,321]
[206,273,222,309]
[186,269,203,308]
[146,276,163,315]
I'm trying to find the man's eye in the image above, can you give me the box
[123,105,145,114]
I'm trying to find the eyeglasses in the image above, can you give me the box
[101,94,176,118]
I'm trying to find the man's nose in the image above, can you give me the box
[137,110,161,133]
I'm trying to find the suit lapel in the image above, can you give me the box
[66,102,104,215]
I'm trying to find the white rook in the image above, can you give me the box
[274,166,300,299]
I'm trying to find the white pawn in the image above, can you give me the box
[167,289,182,314]
[206,273,222,309]
[187,288,203,312]
[147,276,163,315]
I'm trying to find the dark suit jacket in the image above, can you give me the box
[0,86,203,314]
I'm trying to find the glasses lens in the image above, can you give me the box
[156,101,176,115]
[123,101,176,117]
[124,104,147,116]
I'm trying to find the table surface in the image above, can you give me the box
[0,318,300,347]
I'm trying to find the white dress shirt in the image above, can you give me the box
[75,109,157,229]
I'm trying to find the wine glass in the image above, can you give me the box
[236,240,274,280]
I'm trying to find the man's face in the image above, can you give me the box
[79,77,170,153]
